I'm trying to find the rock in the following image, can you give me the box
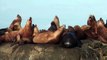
[0,39,107,60]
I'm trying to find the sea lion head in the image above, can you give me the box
[48,21,57,32]
[87,15,96,26]
[60,32,81,48]
[26,17,32,26]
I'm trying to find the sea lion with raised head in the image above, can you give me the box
[48,16,60,32]
[87,15,97,34]
[97,20,107,43]
[9,14,22,31]
[17,17,33,43]
[85,15,98,39]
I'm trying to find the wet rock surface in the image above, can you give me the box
[0,39,107,60]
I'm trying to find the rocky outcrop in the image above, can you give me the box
[0,39,107,60]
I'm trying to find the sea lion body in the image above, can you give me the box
[33,25,64,43]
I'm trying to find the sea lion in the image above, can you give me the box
[74,25,87,40]
[0,28,8,36]
[0,31,18,42]
[48,21,57,32]
[97,20,107,43]
[48,16,60,32]
[9,14,22,31]
[85,15,98,39]
[17,17,33,43]
[87,15,97,34]
[60,26,82,48]
[33,25,65,44]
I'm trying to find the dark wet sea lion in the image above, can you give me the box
[60,31,82,48]
[9,14,22,31]
[74,25,87,40]
[0,28,8,36]
[48,16,60,32]
[59,26,82,48]
[33,25,64,44]
[48,21,57,32]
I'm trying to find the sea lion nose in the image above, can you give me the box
[64,41,72,48]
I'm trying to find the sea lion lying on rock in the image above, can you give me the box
[60,26,82,48]
[74,25,87,40]
[9,14,22,31]
[97,20,107,43]
[0,31,18,42]
[17,17,33,43]
[33,25,65,44]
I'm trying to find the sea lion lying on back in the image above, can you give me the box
[33,25,65,43]
[9,14,22,31]
[17,17,33,43]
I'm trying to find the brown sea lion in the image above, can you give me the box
[87,15,97,34]
[17,17,33,43]
[97,20,107,43]
[9,14,22,31]
[0,31,18,42]
[33,25,65,44]
[85,15,98,39]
